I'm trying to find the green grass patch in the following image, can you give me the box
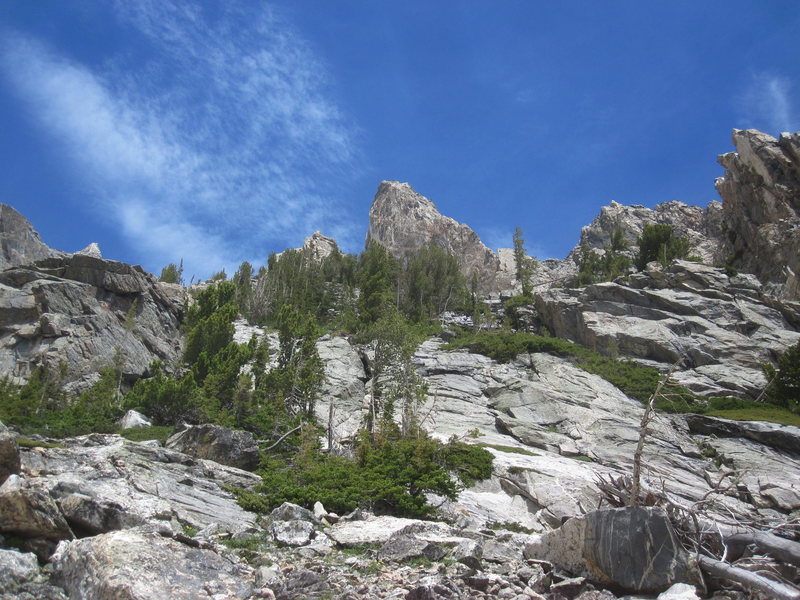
[487,521,535,534]
[182,524,199,537]
[477,442,538,456]
[570,454,594,462]
[16,438,64,449]
[340,542,381,556]
[118,425,174,443]
[221,537,262,551]
[705,407,800,427]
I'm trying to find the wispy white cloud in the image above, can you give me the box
[737,73,798,134]
[0,1,360,278]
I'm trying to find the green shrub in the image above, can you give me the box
[0,365,123,438]
[635,224,691,270]
[763,341,800,413]
[237,434,493,519]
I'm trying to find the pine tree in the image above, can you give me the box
[159,260,184,285]
[512,227,535,297]
[357,241,398,326]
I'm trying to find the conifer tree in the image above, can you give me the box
[513,227,535,296]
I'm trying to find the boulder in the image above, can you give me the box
[165,423,260,471]
[0,547,68,600]
[657,583,701,599]
[377,534,445,563]
[117,410,152,430]
[451,538,483,570]
[50,530,254,599]
[268,520,316,547]
[270,502,319,524]
[0,474,74,542]
[329,515,437,547]
[58,492,143,536]
[524,507,700,594]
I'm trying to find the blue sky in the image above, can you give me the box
[1,2,798,281]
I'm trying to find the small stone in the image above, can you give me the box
[657,582,701,600]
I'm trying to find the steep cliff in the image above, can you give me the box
[716,129,800,299]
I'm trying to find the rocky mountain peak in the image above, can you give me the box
[367,181,514,293]
[0,204,63,269]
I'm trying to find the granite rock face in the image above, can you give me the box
[535,260,800,398]
[716,128,800,300]
[315,334,368,446]
[410,336,800,534]
[16,434,260,536]
[0,253,185,391]
[367,181,515,294]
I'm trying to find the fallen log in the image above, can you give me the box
[697,554,800,600]
[725,531,800,566]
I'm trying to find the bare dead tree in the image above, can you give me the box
[630,356,685,507]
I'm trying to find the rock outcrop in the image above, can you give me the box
[303,231,338,260]
[535,260,800,398]
[716,128,800,300]
[0,253,185,391]
[0,204,63,270]
[15,434,260,540]
[573,199,724,265]
[367,181,516,293]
